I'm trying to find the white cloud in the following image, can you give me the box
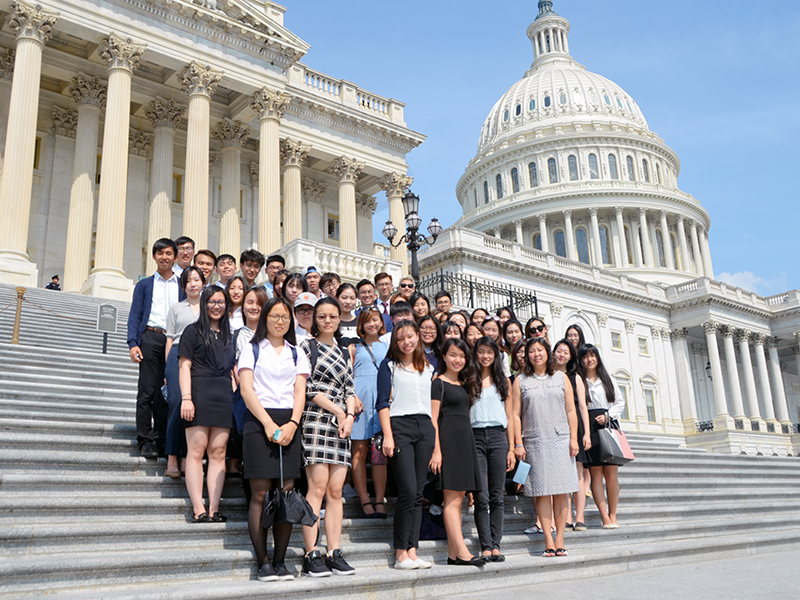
[716,271,789,296]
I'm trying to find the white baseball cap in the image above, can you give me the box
[294,292,318,309]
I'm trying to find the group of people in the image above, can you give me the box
[127,237,625,581]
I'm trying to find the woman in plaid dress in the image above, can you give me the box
[298,297,358,577]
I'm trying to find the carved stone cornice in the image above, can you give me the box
[251,87,291,122]
[660,328,671,341]
[0,48,15,80]
[766,336,779,349]
[68,72,106,109]
[211,118,250,149]
[8,2,57,45]
[562,209,572,218]
[719,324,736,339]
[303,177,326,204]
[279,138,311,168]
[128,129,153,157]
[550,302,563,317]
[736,328,751,343]
[671,327,688,341]
[650,325,661,339]
[99,35,145,73]
[356,193,377,217]
[379,172,413,198]
[596,312,608,327]
[625,318,636,333]
[614,206,624,217]
[179,61,222,97]
[701,321,718,335]
[144,96,185,129]
[249,161,259,187]
[588,207,598,217]
[327,156,364,184]
[51,106,77,138]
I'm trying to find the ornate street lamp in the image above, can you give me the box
[382,190,441,282]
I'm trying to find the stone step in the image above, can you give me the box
[0,363,138,383]
[0,379,136,401]
[0,343,134,366]
[0,399,134,421]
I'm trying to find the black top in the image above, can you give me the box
[431,378,482,493]
[338,318,360,349]
[178,323,235,377]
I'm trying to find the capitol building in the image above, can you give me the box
[0,0,797,455]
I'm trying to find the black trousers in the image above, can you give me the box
[389,414,435,551]
[135,329,168,450]
[473,426,508,551]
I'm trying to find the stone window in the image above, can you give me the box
[616,97,623,109]
[608,154,619,179]
[604,94,611,105]
[626,156,635,181]
[573,92,584,105]
[671,233,680,270]
[172,174,183,205]
[656,163,661,184]
[554,229,567,257]
[503,109,509,122]
[529,98,536,111]
[638,337,649,355]
[515,104,522,116]
[483,180,489,204]
[496,174,504,199]
[544,95,551,108]
[511,167,520,194]
[599,224,611,264]
[34,136,42,171]
[588,153,599,179]
[559,92,567,105]
[590,91,599,104]
[644,388,657,423]
[533,232,542,250]
[575,226,590,264]
[617,380,630,420]
[611,331,623,351]
[327,213,340,243]
[642,159,650,183]
[547,158,558,184]
[568,155,579,181]
[528,161,539,187]
[624,225,633,265]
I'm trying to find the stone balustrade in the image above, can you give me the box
[279,238,402,284]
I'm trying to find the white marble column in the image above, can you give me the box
[252,87,291,254]
[0,48,15,184]
[671,328,699,433]
[380,172,412,273]
[793,337,800,417]
[691,343,714,421]
[589,207,603,265]
[659,210,675,270]
[736,329,763,429]
[752,333,776,424]
[143,97,184,274]
[62,73,106,292]
[280,138,311,245]
[613,207,626,267]
[211,118,249,259]
[562,209,576,260]
[0,3,57,286]
[689,220,704,276]
[538,214,549,253]
[676,217,691,272]
[179,62,222,250]
[720,325,747,425]
[766,338,790,426]
[514,219,523,244]
[327,156,365,253]
[703,321,734,429]
[700,227,714,279]
[81,35,145,299]
[638,208,654,267]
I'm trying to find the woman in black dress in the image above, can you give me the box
[179,286,235,522]
[430,338,484,567]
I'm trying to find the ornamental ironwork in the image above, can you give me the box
[734,419,744,431]
[696,420,714,433]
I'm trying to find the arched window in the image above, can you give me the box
[503,109,509,122]
[528,161,539,187]
[616,98,623,109]
[533,233,542,251]
[544,95,551,108]
[642,159,650,183]
[626,156,635,181]
[624,225,633,265]
[588,154,599,179]
[559,92,567,105]
[671,232,680,269]
[655,229,666,267]
[656,163,661,184]
[604,94,611,105]
[608,154,618,179]
[590,91,599,104]
[529,98,536,111]
[568,155,579,181]
[483,180,489,204]
[515,104,521,116]
[554,229,567,257]
[575,226,590,264]
[599,224,611,264]
[547,158,558,184]
[511,167,520,194]
[495,174,504,199]
[638,227,645,261]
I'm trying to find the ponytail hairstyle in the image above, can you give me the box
[437,337,480,403]
[577,343,616,403]
[472,336,509,401]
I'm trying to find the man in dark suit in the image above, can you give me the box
[355,278,392,333]
[127,238,185,458]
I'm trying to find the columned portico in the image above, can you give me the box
[766,338,791,427]
[613,207,626,267]
[212,119,249,259]
[562,209,576,260]
[671,328,699,433]
[676,217,690,273]
[63,73,106,292]
[81,35,145,300]
[537,214,549,253]
[752,333,777,426]
[280,138,311,245]
[327,156,365,253]
[736,330,763,430]
[514,219,523,244]
[588,207,602,265]
[638,208,654,267]
[720,325,748,428]
[0,48,14,182]
[659,210,675,270]
[0,2,57,286]
[379,172,413,273]
[702,321,734,430]
[689,220,704,276]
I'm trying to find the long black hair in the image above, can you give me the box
[472,336,509,401]
[553,338,578,375]
[197,286,230,348]
[179,265,205,291]
[577,343,616,404]
[565,323,587,349]
[437,337,480,403]
[253,296,297,346]
[310,296,342,342]
[496,305,517,322]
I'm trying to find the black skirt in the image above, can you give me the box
[242,408,302,480]
[575,397,589,464]
[186,375,233,429]
[583,408,612,468]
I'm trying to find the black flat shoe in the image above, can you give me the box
[447,556,484,567]
[490,554,505,562]
[192,512,210,523]
[210,512,228,522]
[374,501,387,520]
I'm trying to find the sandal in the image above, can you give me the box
[542,548,556,558]
[361,502,378,519]
[192,512,210,523]
[555,548,568,557]
[373,501,388,520]
[210,512,228,522]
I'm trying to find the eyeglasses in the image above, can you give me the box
[295,307,313,314]
[420,327,437,333]
[177,245,194,253]
[399,283,415,289]
[266,265,283,272]
[529,325,546,334]
[268,314,291,323]
[207,300,226,307]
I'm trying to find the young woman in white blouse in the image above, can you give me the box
[376,319,435,570]
[238,297,309,582]
[578,343,624,529]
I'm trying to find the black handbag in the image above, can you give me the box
[261,446,319,529]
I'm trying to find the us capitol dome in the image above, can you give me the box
[454,0,713,285]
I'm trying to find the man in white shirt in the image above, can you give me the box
[374,271,393,316]
[172,236,195,277]
[215,254,236,289]
[294,292,317,343]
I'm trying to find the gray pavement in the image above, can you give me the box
[441,549,799,600]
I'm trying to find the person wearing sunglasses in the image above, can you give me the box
[525,317,549,343]
[397,276,416,300]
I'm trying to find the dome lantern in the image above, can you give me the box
[527,1,571,67]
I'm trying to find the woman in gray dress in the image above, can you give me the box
[511,337,579,557]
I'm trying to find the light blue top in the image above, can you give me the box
[470,384,508,429]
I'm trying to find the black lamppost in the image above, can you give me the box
[382,190,442,282]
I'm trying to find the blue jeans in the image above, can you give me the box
[473,426,507,551]
[164,345,186,457]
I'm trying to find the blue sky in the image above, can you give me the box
[285,0,800,296]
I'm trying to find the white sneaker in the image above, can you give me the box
[413,557,432,569]
[394,558,418,570]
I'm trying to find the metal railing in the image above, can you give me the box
[418,270,538,320]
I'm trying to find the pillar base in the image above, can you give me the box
[686,428,795,456]
[731,415,751,432]
[712,414,736,432]
[0,251,39,287]
[747,418,765,433]
[779,420,794,435]
[681,417,699,435]
[81,269,134,301]
[763,419,781,434]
